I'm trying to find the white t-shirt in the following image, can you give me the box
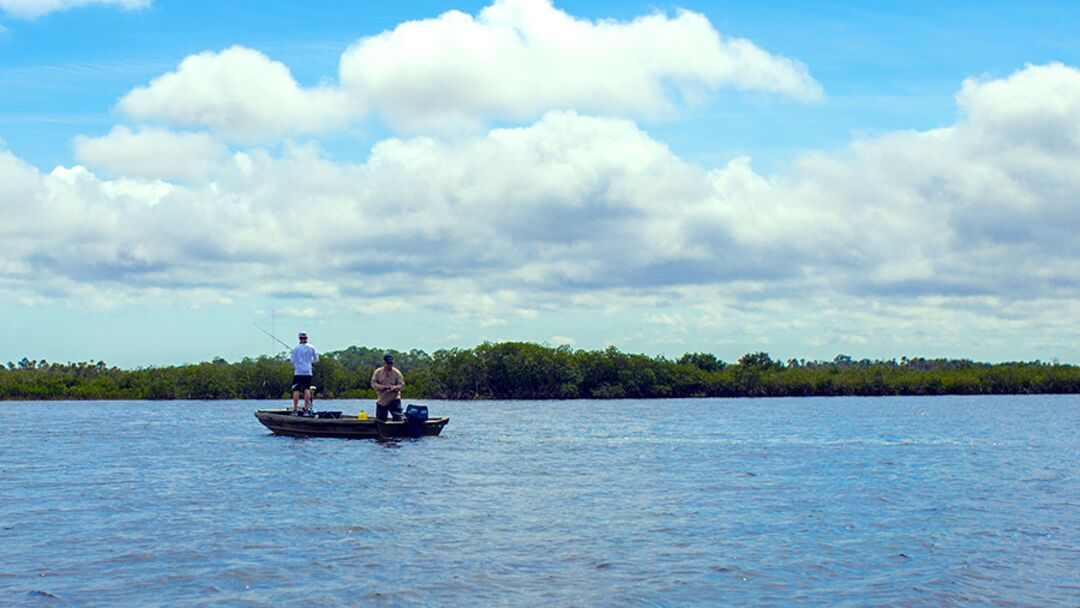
[290,343,318,375]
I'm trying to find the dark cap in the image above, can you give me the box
[383,354,394,364]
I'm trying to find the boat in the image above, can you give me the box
[254,407,449,439]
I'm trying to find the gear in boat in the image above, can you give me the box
[255,404,448,439]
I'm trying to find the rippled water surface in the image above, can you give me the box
[2,396,1079,606]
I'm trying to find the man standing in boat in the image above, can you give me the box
[290,331,318,414]
[371,354,405,421]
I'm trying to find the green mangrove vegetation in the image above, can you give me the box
[2,342,1078,401]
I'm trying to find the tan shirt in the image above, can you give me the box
[371,366,405,405]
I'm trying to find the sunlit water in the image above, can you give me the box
[2,396,1079,606]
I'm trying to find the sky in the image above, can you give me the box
[1,0,1079,367]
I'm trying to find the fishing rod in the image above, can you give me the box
[255,324,293,351]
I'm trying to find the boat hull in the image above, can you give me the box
[254,409,449,439]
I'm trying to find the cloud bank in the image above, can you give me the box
[5,63,1079,332]
[3,1,1078,358]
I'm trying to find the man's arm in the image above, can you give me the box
[371,369,385,391]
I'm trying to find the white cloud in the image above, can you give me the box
[73,126,229,181]
[957,62,1080,152]
[3,63,1080,357]
[339,0,822,132]
[115,1,819,139]
[0,0,147,19]
[118,46,354,143]
[773,62,1080,300]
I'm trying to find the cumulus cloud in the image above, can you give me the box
[958,63,1080,131]
[774,62,1080,300]
[115,0,820,139]
[0,0,147,19]
[118,46,354,143]
[73,126,230,181]
[339,0,822,131]
[2,111,741,306]
[0,154,281,308]
[3,64,1080,355]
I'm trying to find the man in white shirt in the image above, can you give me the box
[290,331,318,414]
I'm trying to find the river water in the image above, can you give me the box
[1,396,1078,606]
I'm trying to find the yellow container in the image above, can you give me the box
[357,410,368,420]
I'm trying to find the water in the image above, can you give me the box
[2,396,1079,607]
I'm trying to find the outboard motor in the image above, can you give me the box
[404,404,429,438]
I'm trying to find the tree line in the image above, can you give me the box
[2,342,1079,401]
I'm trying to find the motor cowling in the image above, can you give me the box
[404,404,429,438]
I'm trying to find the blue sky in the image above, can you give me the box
[2,0,1079,367]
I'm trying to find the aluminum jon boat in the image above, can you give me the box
[254,406,449,439]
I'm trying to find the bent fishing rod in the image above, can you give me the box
[255,324,293,351]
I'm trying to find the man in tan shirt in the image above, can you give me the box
[371,354,405,421]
